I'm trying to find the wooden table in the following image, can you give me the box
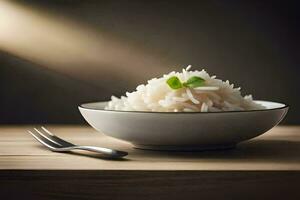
[0,126,299,200]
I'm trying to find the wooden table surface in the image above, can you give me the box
[1,125,300,199]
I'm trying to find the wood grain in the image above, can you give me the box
[0,125,299,170]
[0,170,300,200]
[0,126,300,200]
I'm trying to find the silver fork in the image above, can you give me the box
[28,126,128,158]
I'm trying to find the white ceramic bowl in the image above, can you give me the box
[79,101,288,151]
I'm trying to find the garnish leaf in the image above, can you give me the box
[167,76,183,89]
[184,76,205,88]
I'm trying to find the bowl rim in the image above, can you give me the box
[78,100,289,114]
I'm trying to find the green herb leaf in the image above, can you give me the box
[166,76,183,89]
[184,76,205,88]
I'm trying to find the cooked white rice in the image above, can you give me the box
[105,66,265,112]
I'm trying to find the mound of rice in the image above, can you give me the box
[105,66,265,112]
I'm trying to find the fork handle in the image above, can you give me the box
[71,146,128,158]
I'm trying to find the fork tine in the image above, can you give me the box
[41,126,74,146]
[34,128,62,146]
[41,126,55,136]
[28,130,60,150]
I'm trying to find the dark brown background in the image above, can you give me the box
[0,0,299,124]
